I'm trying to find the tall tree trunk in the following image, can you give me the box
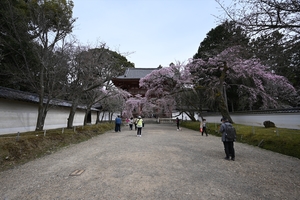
[217,62,233,123]
[36,99,45,131]
[101,112,105,122]
[216,91,233,123]
[84,107,91,126]
[96,111,100,124]
[36,99,49,131]
[67,97,79,128]
[36,65,45,131]
[109,112,113,122]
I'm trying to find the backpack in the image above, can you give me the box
[225,123,236,141]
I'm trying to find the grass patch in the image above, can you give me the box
[181,121,300,159]
[0,123,114,172]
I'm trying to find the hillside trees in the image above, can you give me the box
[0,0,76,131]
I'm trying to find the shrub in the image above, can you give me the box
[263,121,276,128]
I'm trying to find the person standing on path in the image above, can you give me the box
[202,119,208,136]
[199,120,203,133]
[115,115,122,132]
[176,117,181,131]
[136,116,143,137]
[219,117,235,161]
[129,117,134,130]
[134,117,138,130]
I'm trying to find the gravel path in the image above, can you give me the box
[1,123,300,200]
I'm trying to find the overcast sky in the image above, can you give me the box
[72,0,231,68]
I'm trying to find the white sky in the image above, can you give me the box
[72,0,231,68]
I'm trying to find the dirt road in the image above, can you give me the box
[1,123,299,200]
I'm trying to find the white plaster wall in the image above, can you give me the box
[232,113,300,129]
[91,112,98,124]
[202,113,300,130]
[98,112,120,122]
[43,106,70,130]
[0,99,37,134]
[1,98,299,134]
[0,99,95,135]
[173,112,300,129]
[43,106,85,130]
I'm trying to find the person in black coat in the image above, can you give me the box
[219,117,235,161]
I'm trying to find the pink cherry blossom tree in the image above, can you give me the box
[139,63,192,118]
[123,94,158,118]
[187,46,298,122]
[128,47,297,122]
[123,94,143,118]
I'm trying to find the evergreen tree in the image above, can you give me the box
[0,0,38,90]
[193,21,249,60]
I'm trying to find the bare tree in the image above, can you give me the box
[103,91,129,119]
[82,86,131,125]
[66,43,130,128]
[216,0,300,43]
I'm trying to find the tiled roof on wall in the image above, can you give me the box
[0,86,98,110]
[0,86,39,103]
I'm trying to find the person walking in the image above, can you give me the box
[115,115,122,132]
[219,117,235,161]
[129,117,134,130]
[136,116,143,137]
[202,119,208,136]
